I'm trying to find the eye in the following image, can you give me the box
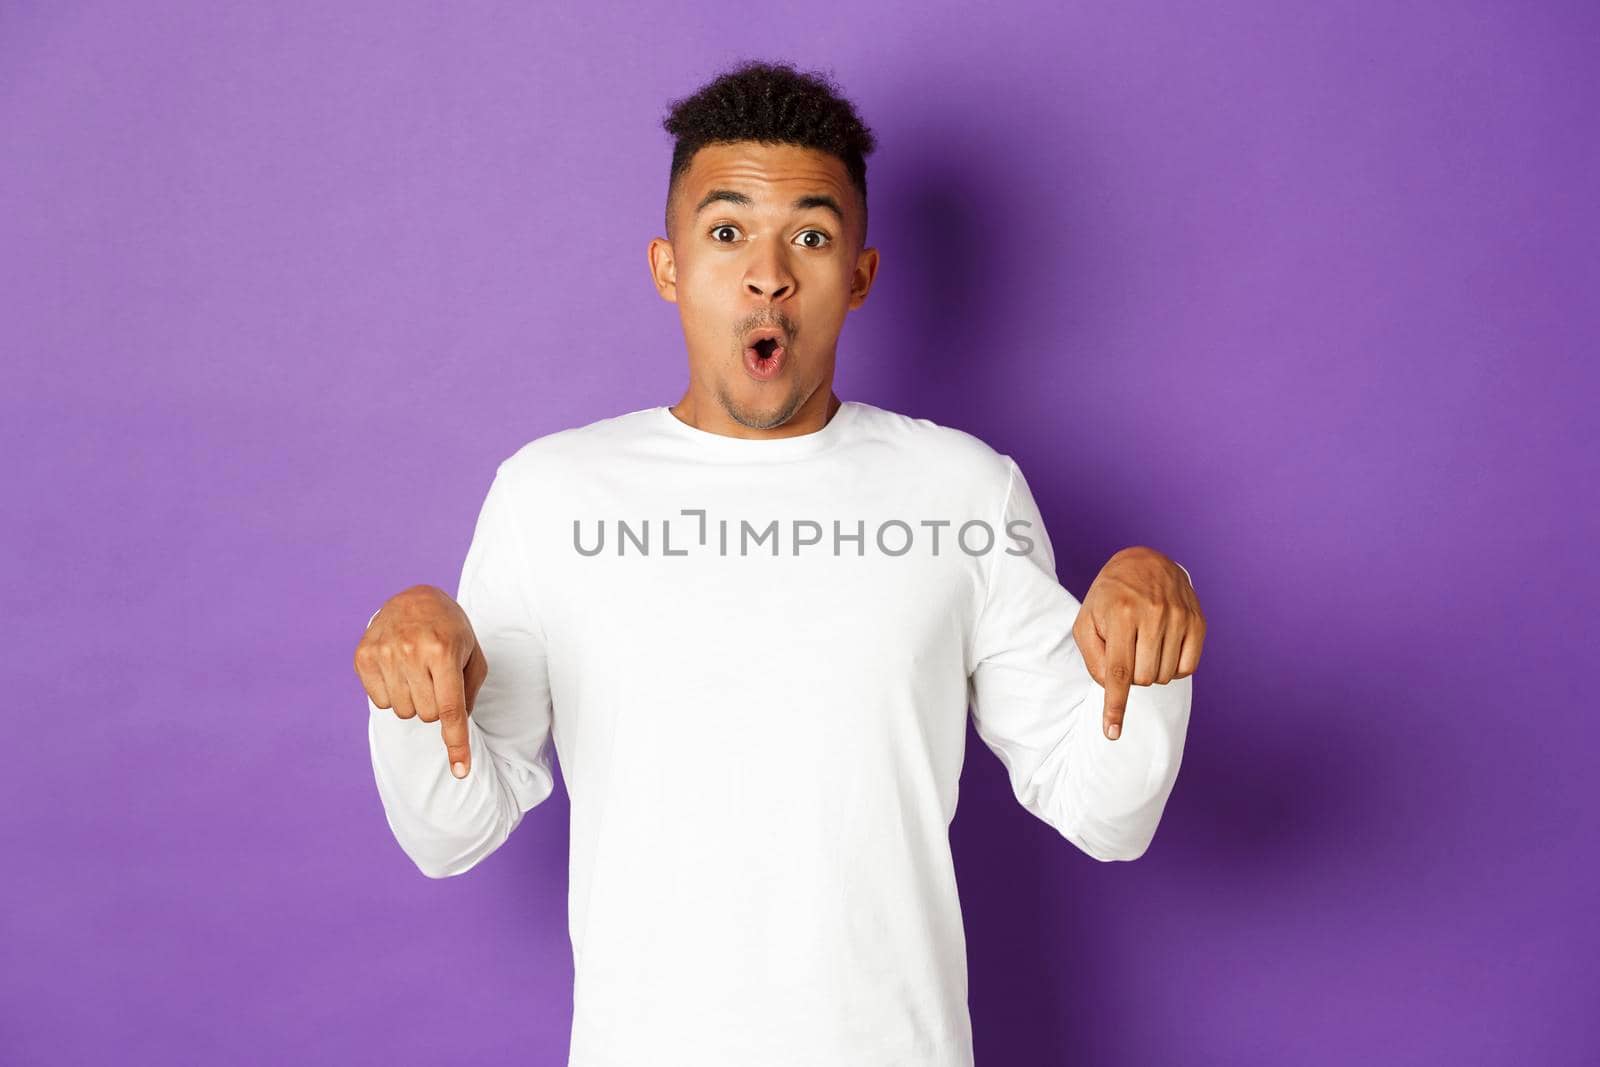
[709,224,742,242]
[796,229,832,249]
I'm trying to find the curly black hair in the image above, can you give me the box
[660,59,877,245]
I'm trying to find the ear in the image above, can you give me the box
[648,236,678,303]
[847,245,880,310]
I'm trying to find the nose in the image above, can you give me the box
[744,237,796,301]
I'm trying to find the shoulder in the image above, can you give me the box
[493,405,663,484]
[847,400,1015,493]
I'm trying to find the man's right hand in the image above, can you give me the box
[354,585,488,779]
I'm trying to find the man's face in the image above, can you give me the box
[648,141,879,431]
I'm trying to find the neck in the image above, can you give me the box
[669,384,841,440]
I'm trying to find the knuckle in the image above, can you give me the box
[1107,662,1132,683]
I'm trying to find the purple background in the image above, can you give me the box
[3,2,1595,1064]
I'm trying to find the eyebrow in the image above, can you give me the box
[693,188,845,226]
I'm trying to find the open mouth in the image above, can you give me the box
[742,329,788,379]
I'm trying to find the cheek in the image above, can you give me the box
[810,261,855,299]
[673,280,721,325]
[675,262,733,311]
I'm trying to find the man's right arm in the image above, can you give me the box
[360,461,558,879]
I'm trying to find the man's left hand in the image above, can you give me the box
[1072,546,1206,741]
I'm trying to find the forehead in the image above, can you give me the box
[681,141,851,205]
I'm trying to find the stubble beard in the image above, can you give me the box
[715,376,807,431]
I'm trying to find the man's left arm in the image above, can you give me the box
[966,457,1206,862]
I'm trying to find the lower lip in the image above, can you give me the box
[743,343,787,380]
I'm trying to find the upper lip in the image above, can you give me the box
[742,326,788,349]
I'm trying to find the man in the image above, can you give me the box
[354,59,1204,1067]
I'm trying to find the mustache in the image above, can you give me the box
[737,315,796,339]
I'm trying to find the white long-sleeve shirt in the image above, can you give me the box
[366,399,1193,1066]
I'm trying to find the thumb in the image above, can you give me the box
[464,640,488,715]
[1073,606,1107,685]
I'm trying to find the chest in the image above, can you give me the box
[546,524,977,696]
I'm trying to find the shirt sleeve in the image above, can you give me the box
[365,460,558,878]
[966,457,1193,862]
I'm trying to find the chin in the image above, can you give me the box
[724,385,803,430]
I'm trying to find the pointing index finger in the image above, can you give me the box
[1101,615,1136,741]
[432,661,473,778]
